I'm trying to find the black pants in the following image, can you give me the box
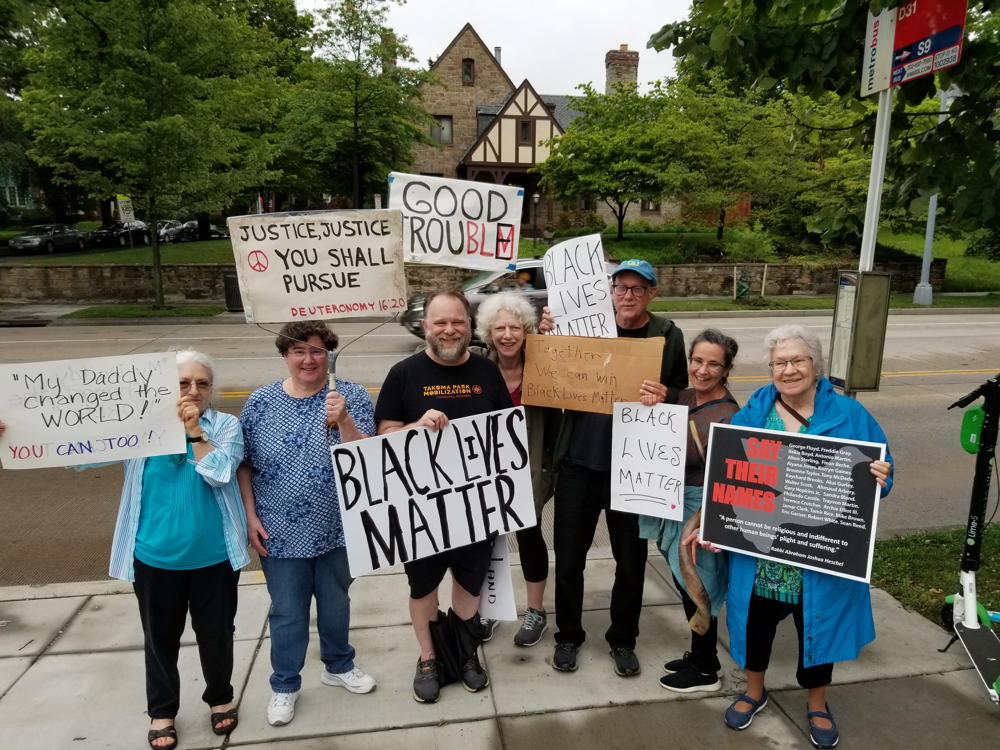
[554,463,647,648]
[743,593,833,689]
[672,574,720,673]
[516,523,549,584]
[133,558,240,718]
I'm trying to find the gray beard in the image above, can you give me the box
[427,331,470,363]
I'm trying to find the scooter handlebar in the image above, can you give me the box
[948,373,1000,410]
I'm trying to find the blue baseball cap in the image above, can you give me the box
[611,259,657,284]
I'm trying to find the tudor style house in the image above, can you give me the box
[409,24,679,235]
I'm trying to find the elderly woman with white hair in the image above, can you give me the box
[0,350,248,749]
[474,292,561,648]
[715,325,893,749]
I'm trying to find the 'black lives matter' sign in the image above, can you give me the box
[701,423,886,582]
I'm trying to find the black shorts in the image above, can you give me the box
[404,539,493,600]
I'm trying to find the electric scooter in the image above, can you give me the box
[940,372,1000,702]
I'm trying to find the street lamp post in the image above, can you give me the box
[532,191,540,247]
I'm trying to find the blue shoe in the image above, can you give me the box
[807,704,839,748]
[724,690,768,730]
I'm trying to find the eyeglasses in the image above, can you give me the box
[179,379,212,390]
[689,357,726,373]
[767,357,813,371]
[611,284,651,298]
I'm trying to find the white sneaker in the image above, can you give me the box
[321,666,376,694]
[267,690,299,726]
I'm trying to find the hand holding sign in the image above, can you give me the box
[541,234,616,337]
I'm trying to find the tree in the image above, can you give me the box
[537,83,676,240]
[649,1,1000,244]
[283,0,431,208]
[19,0,288,305]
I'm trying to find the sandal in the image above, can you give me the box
[147,724,177,750]
[210,706,239,735]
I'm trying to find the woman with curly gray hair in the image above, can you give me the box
[475,293,561,648]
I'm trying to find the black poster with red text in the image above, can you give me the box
[700,424,886,582]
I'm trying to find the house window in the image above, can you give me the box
[640,199,661,213]
[430,116,453,145]
[462,58,475,85]
[518,120,534,145]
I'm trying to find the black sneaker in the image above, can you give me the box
[461,653,489,692]
[479,617,499,643]
[513,607,547,647]
[663,651,692,674]
[552,642,578,672]
[413,658,441,703]
[659,663,721,693]
[610,646,641,677]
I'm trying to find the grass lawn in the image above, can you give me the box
[10,239,234,264]
[878,230,1000,292]
[61,304,226,319]
[872,526,1000,627]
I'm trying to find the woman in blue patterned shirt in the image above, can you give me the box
[237,321,377,729]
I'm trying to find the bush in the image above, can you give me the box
[723,225,779,263]
[965,229,1000,261]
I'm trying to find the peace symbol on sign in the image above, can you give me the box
[248,250,268,272]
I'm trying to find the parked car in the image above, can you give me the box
[156,219,183,243]
[174,221,229,242]
[88,220,151,248]
[8,224,87,254]
[401,258,550,340]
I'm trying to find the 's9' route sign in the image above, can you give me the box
[862,0,968,97]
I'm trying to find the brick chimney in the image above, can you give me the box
[605,43,639,93]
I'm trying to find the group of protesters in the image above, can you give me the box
[0,258,894,750]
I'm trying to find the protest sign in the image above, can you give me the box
[701,423,885,582]
[227,209,407,323]
[521,334,664,415]
[479,536,518,621]
[387,172,523,271]
[610,402,688,521]
[0,353,184,469]
[542,234,615,337]
[331,407,536,576]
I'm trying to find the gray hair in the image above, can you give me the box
[763,324,825,377]
[475,292,538,343]
[175,349,215,382]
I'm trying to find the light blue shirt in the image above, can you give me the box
[96,408,249,581]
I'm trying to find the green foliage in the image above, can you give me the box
[966,229,1000,261]
[724,225,778,262]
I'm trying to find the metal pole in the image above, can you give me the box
[914,88,951,305]
[858,87,894,273]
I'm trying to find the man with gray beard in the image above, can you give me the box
[375,289,513,704]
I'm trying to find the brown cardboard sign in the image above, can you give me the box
[521,334,664,414]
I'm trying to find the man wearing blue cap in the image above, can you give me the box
[545,258,688,678]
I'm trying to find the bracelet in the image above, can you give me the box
[186,435,205,443]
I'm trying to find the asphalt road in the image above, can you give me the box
[0,312,997,586]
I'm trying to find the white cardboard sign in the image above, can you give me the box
[542,233,616,337]
[331,407,537,576]
[0,353,184,469]
[387,172,523,271]
[610,402,688,520]
[478,536,518,621]
[227,209,407,323]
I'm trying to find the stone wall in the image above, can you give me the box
[0,259,947,304]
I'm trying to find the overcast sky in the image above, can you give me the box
[297,0,694,94]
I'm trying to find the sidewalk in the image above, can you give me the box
[0,546,996,750]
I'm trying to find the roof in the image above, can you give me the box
[539,95,584,130]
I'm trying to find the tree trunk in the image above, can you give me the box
[149,196,164,308]
[616,204,626,240]
[99,198,113,226]
[716,206,726,241]
[197,212,211,241]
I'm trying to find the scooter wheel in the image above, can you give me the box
[941,601,955,633]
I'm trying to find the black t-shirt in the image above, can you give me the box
[375,351,513,424]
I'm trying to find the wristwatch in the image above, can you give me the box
[186,435,205,443]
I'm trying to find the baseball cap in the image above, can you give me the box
[611,259,657,284]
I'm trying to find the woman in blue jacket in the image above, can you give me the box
[720,325,893,749]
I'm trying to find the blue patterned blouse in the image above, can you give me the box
[240,379,375,559]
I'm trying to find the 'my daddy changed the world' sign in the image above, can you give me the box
[331,407,536,576]
[701,423,885,582]
[388,172,523,271]
[227,209,407,323]
[0,353,185,469]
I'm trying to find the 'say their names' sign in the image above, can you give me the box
[0,353,185,469]
[387,172,523,271]
[331,407,536,576]
[227,209,407,323]
[701,423,885,582]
